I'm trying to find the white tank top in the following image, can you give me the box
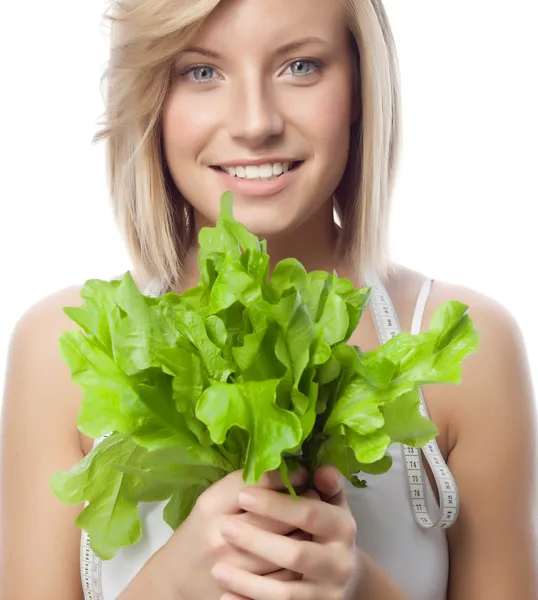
[80,277,450,600]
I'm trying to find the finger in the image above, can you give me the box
[224,523,310,575]
[218,575,307,600]
[195,466,309,515]
[313,466,342,498]
[236,487,355,543]
[239,511,295,535]
[212,564,329,600]
[239,486,320,534]
[313,466,349,509]
[255,465,309,492]
[218,572,303,600]
[300,487,321,501]
[221,594,250,600]
[288,529,312,542]
[219,516,350,582]
[266,568,303,581]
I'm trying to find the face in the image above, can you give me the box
[162,0,356,240]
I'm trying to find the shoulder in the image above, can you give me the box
[404,283,536,596]
[6,283,86,410]
[10,284,84,339]
[429,276,523,340]
[428,274,535,453]
[386,263,534,451]
[9,269,140,346]
[386,263,528,368]
[1,284,94,597]
[8,269,146,372]
[426,275,532,414]
[6,284,86,384]
[7,284,86,382]
[4,283,91,454]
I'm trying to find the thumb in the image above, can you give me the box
[312,466,344,502]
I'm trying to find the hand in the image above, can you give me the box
[153,466,318,600]
[211,466,361,600]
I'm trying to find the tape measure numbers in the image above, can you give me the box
[80,531,103,600]
[366,275,459,529]
[80,275,458,598]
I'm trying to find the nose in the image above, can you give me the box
[227,74,285,147]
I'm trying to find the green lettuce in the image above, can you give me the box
[51,192,479,559]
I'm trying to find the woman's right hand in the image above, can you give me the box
[152,466,318,600]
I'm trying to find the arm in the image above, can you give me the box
[0,290,87,600]
[350,550,410,600]
[443,296,537,599]
[118,546,178,600]
[413,281,538,599]
[346,285,537,600]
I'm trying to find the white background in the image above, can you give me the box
[1,0,537,413]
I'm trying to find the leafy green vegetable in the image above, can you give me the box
[51,191,479,559]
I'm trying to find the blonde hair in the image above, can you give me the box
[94,0,401,290]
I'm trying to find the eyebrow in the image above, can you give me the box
[179,36,329,60]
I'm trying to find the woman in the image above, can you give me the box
[1,0,536,598]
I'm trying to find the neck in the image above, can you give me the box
[264,202,342,274]
[178,200,355,293]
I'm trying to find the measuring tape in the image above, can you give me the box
[79,278,166,599]
[79,275,458,598]
[366,275,459,529]
[80,531,104,600]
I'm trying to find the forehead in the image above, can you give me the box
[190,0,348,52]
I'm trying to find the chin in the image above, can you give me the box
[224,202,306,240]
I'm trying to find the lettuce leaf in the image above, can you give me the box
[51,191,479,559]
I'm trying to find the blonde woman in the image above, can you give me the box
[1,1,536,599]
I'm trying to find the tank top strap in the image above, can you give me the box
[365,273,459,531]
[411,278,433,335]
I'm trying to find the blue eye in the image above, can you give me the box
[182,65,216,84]
[287,59,323,78]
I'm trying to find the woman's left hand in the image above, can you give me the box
[210,465,361,600]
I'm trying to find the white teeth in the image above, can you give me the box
[221,162,293,179]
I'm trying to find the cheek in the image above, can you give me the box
[291,79,353,164]
[162,91,217,163]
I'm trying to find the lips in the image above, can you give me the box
[210,161,304,197]
[211,161,303,180]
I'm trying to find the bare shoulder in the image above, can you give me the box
[2,281,88,468]
[426,274,533,422]
[11,283,85,335]
[429,275,525,338]
[387,264,535,452]
[426,273,535,483]
[388,264,531,395]
[0,283,88,599]
[417,282,536,597]
[386,262,524,331]
[6,283,86,390]
[6,283,87,431]
[388,265,537,597]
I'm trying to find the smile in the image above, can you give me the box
[215,161,302,181]
[210,161,304,197]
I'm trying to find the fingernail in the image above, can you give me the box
[220,519,238,540]
[211,564,231,583]
[238,491,257,509]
